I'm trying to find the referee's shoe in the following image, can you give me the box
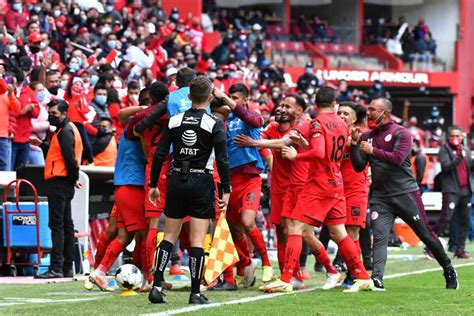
[149,286,166,304]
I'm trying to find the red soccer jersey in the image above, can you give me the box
[261,121,292,195]
[340,146,369,198]
[289,117,311,187]
[306,113,347,195]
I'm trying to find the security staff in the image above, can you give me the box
[92,117,117,167]
[351,98,457,291]
[148,76,231,305]
[36,100,83,278]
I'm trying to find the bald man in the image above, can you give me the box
[350,98,458,291]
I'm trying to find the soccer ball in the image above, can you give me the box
[115,264,143,290]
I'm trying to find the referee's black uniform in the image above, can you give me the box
[149,108,231,218]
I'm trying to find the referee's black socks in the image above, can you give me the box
[189,247,205,294]
[153,240,174,288]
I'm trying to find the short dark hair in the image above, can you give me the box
[46,70,58,77]
[127,81,140,90]
[287,93,307,110]
[229,83,249,98]
[448,125,463,135]
[48,99,69,113]
[139,87,150,106]
[316,87,336,108]
[354,104,367,125]
[149,81,169,104]
[99,117,113,125]
[190,76,212,103]
[176,67,196,88]
[94,84,108,93]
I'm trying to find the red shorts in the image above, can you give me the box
[115,186,147,232]
[144,156,169,218]
[281,187,304,219]
[290,189,346,227]
[227,174,261,224]
[345,194,368,228]
[269,192,285,225]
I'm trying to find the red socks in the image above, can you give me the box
[313,246,338,274]
[248,227,271,267]
[94,233,111,269]
[234,235,251,274]
[337,236,369,280]
[132,240,143,269]
[146,228,158,282]
[223,266,236,285]
[281,235,303,283]
[97,239,124,274]
[277,242,286,273]
[354,239,361,254]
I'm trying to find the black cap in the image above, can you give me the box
[171,7,179,13]
[305,62,313,68]
[19,56,33,71]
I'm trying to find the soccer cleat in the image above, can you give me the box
[454,251,471,259]
[243,259,257,288]
[149,286,167,304]
[341,273,356,289]
[372,277,385,291]
[300,268,312,280]
[292,278,306,290]
[260,278,293,293]
[343,279,374,293]
[444,267,459,290]
[35,269,64,279]
[169,263,185,275]
[423,247,435,260]
[189,293,211,304]
[262,266,275,283]
[322,272,343,290]
[89,271,115,292]
[207,281,238,291]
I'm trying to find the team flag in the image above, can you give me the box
[204,213,239,284]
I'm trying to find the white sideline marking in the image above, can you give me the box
[142,262,474,316]
[0,297,97,307]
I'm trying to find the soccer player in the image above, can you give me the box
[212,84,274,289]
[262,87,373,293]
[235,95,341,289]
[337,101,370,287]
[148,76,231,305]
[350,97,458,290]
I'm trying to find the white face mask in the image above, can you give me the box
[8,45,17,54]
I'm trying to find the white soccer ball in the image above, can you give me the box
[115,264,143,290]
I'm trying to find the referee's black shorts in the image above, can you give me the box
[165,172,215,219]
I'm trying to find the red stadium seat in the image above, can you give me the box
[275,41,288,51]
[290,42,305,52]
[329,43,341,54]
[315,43,329,53]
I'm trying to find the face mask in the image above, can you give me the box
[34,5,41,12]
[106,5,114,12]
[53,10,61,18]
[228,72,236,78]
[39,42,47,50]
[36,91,45,103]
[107,40,116,50]
[239,35,247,41]
[8,45,17,54]
[48,114,61,127]
[449,138,461,147]
[171,13,179,20]
[49,86,59,95]
[249,56,257,64]
[95,95,107,106]
[375,83,382,90]
[90,75,99,86]
[129,94,138,102]
[272,92,280,99]
[368,111,386,129]
[30,46,40,54]
[12,3,22,12]
[60,80,68,90]
[69,63,80,72]
[209,72,217,80]
[305,67,313,75]
[306,88,314,95]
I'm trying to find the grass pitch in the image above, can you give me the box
[1,244,474,315]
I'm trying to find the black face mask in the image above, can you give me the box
[411,149,417,156]
[30,46,40,54]
[48,115,61,127]
[48,87,59,95]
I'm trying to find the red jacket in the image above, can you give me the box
[13,85,40,143]
[5,9,26,32]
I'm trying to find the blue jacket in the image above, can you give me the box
[226,113,264,170]
[167,87,192,117]
[114,133,146,186]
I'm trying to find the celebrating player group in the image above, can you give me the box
[87,67,459,305]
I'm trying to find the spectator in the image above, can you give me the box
[11,69,40,171]
[296,62,319,93]
[312,16,328,42]
[367,80,390,101]
[92,117,117,167]
[433,126,473,259]
[5,0,27,32]
[410,139,429,193]
[336,80,352,102]
[85,85,110,141]
[0,76,21,171]
[29,81,50,165]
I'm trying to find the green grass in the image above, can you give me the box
[1,244,474,315]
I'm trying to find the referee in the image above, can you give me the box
[351,98,458,291]
[148,76,231,305]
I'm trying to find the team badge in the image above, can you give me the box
[246,192,256,201]
[384,134,392,142]
[371,211,379,220]
[449,202,455,209]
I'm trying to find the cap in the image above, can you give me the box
[305,62,313,68]
[171,7,179,13]
[221,65,229,71]
[19,56,33,71]
[78,69,90,76]
[258,85,267,92]
[77,27,89,35]
[28,32,42,43]
[177,18,185,24]
[166,67,178,77]
[259,105,270,112]
[252,23,262,31]
[240,29,247,34]
[72,77,84,85]
[228,64,237,71]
